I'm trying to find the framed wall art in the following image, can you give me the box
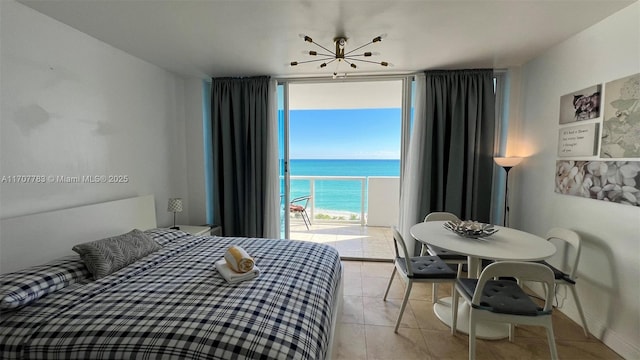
[559,84,601,124]
[557,123,599,157]
[555,160,640,206]
[600,73,640,158]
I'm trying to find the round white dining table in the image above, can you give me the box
[410,220,556,339]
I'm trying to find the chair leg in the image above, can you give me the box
[383,267,396,301]
[433,263,461,304]
[432,283,438,303]
[468,310,476,360]
[301,210,310,230]
[305,210,312,226]
[569,285,589,337]
[545,321,559,360]
[509,324,514,342]
[394,279,413,333]
[451,284,458,335]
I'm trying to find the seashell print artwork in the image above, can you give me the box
[555,160,640,206]
[600,73,640,158]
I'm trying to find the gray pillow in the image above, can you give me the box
[72,229,161,279]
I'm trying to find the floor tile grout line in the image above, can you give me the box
[361,269,369,360]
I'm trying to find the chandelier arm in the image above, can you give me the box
[343,59,360,69]
[309,41,335,55]
[309,52,335,57]
[293,57,336,65]
[344,41,374,56]
[347,53,378,57]
[323,58,338,66]
[347,58,389,65]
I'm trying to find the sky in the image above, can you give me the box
[288,108,402,159]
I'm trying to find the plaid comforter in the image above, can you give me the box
[0,232,342,359]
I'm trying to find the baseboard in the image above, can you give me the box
[576,308,640,360]
[529,284,639,359]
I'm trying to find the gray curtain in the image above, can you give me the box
[211,76,270,237]
[418,69,496,223]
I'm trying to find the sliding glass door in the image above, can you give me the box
[277,77,413,259]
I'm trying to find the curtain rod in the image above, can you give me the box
[274,73,418,84]
[275,68,508,84]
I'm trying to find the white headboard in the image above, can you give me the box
[0,195,157,274]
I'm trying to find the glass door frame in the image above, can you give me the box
[281,82,291,239]
[277,74,417,240]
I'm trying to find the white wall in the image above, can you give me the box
[0,0,192,227]
[511,3,640,358]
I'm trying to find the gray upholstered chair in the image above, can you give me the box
[452,261,558,360]
[422,212,467,303]
[384,226,456,332]
[539,228,588,337]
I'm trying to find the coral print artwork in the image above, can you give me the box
[601,73,640,158]
[555,160,640,207]
[559,84,601,124]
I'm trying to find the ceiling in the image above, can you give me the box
[19,0,636,79]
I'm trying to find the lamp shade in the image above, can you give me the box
[167,198,183,212]
[494,157,523,168]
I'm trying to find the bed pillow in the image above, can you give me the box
[0,255,91,309]
[144,228,190,246]
[72,229,161,279]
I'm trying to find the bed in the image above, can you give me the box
[0,195,343,359]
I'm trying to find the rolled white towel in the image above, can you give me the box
[215,259,260,284]
[224,245,255,273]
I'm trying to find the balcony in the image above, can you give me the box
[287,175,399,260]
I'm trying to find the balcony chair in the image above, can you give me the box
[538,227,589,337]
[452,261,558,360]
[289,195,312,230]
[384,226,456,332]
[422,212,466,303]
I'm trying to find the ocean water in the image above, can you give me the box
[288,159,400,214]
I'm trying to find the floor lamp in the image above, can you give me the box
[494,157,523,227]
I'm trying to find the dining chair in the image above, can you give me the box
[289,195,312,230]
[452,261,558,360]
[422,212,466,303]
[539,227,589,337]
[384,226,457,332]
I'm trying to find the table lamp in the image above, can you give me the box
[494,157,523,227]
[167,198,183,230]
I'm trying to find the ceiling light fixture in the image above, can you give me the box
[290,34,392,78]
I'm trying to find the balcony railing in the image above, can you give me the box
[288,175,399,227]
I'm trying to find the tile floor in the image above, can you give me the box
[334,260,623,360]
[289,221,394,260]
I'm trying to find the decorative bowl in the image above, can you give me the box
[443,220,498,239]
